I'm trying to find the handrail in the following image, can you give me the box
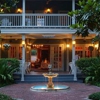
[0,13,73,28]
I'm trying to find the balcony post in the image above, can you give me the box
[22,0,25,26]
[66,39,70,72]
[72,0,75,24]
[21,35,26,81]
[72,34,77,81]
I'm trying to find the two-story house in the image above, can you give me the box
[0,0,97,81]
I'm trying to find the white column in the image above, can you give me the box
[21,35,26,81]
[66,39,70,72]
[22,0,25,26]
[72,34,77,81]
[72,0,75,24]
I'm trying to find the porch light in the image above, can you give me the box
[47,8,51,13]
[72,40,76,45]
[0,9,3,12]
[94,44,98,49]
[45,8,52,13]
[66,44,70,48]
[22,40,25,46]
[32,44,43,48]
[17,8,22,13]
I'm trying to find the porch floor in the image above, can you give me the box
[28,71,70,75]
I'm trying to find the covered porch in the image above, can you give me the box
[0,33,97,82]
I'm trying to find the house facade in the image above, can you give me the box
[0,0,97,81]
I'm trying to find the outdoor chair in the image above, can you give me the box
[25,18,31,26]
[25,62,31,74]
[69,62,81,74]
[1,18,12,26]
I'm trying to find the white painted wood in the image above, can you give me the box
[72,34,77,81]
[50,44,64,71]
[72,0,75,24]
[21,35,26,81]
[0,14,72,27]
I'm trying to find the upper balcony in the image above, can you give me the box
[0,0,78,33]
[0,13,73,29]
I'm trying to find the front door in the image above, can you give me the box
[50,44,64,71]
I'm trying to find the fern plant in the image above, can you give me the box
[0,63,18,84]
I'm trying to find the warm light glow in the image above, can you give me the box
[17,8,22,13]
[47,8,51,12]
[95,44,98,48]
[1,9,3,12]
[33,44,43,48]
[22,41,25,45]
[66,44,70,48]
[72,41,76,45]
[45,8,51,13]
[0,44,1,48]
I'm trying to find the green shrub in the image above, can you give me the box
[0,93,14,100]
[0,64,19,84]
[0,58,20,70]
[76,57,100,84]
[0,58,20,84]
[89,92,100,100]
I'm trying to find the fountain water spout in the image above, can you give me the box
[43,64,58,89]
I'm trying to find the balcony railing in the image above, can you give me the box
[0,14,73,28]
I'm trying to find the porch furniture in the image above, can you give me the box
[40,61,48,69]
[19,60,22,73]
[1,18,11,26]
[37,18,44,26]
[34,60,41,68]
[25,62,31,74]
[25,18,31,26]
[69,62,81,74]
[69,62,74,74]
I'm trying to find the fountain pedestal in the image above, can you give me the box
[43,72,58,89]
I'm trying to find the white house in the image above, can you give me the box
[0,0,97,81]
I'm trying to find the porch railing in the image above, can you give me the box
[0,14,73,28]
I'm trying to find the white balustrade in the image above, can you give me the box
[0,14,72,28]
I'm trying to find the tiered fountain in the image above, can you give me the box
[30,64,69,91]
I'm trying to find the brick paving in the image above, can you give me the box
[0,82,100,100]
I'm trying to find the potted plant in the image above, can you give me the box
[31,49,37,63]
[31,50,37,55]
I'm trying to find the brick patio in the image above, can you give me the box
[0,82,100,100]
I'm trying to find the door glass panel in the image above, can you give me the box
[50,45,63,71]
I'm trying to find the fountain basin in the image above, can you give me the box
[43,73,58,78]
[30,85,70,92]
